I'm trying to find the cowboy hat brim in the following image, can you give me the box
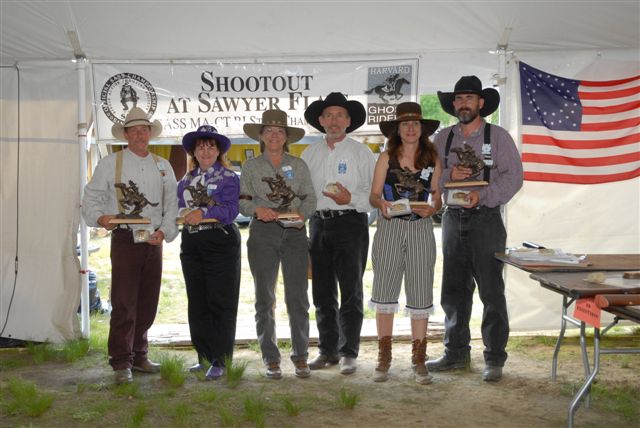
[111,119,163,141]
[379,118,440,139]
[304,95,366,134]
[182,130,231,154]
[437,88,500,117]
[243,123,305,145]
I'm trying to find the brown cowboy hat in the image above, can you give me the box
[379,102,440,138]
[111,107,163,141]
[437,75,500,117]
[243,109,305,144]
[304,92,366,133]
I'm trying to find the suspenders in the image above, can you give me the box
[444,123,492,182]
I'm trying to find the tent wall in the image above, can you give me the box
[1,61,82,342]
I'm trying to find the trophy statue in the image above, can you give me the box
[388,167,433,216]
[262,173,307,228]
[111,180,157,223]
[176,181,218,225]
[444,145,489,205]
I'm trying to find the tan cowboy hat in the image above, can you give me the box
[111,107,163,141]
[379,102,440,138]
[243,109,305,144]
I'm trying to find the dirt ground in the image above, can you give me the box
[1,335,638,428]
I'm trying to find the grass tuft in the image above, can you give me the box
[172,402,193,426]
[337,387,360,410]
[218,405,238,427]
[128,403,147,428]
[112,381,140,399]
[26,341,57,364]
[3,378,55,417]
[224,356,248,389]
[244,395,267,427]
[159,353,186,388]
[62,338,90,362]
[282,396,301,416]
[194,388,218,404]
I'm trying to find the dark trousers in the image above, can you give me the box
[441,207,509,366]
[309,212,368,358]
[180,224,241,367]
[109,229,163,370]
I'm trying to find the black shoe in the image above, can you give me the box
[482,365,503,382]
[426,354,469,372]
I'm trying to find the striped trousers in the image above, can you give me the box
[370,216,436,319]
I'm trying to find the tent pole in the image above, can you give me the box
[77,58,90,338]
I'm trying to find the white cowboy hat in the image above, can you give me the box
[111,107,163,141]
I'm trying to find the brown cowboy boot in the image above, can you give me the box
[373,336,392,382]
[412,338,433,385]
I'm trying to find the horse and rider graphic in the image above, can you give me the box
[365,74,410,104]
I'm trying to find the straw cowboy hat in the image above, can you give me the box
[182,125,231,154]
[111,107,163,141]
[437,75,500,117]
[379,102,440,138]
[304,92,366,134]
[243,109,305,144]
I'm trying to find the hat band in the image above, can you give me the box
[262,120,286,127]
[124,118,152,128]
[395,112,423,120]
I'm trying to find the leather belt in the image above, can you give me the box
[185,224,216,234]
[314,209,358,220]
[447,206,498,215]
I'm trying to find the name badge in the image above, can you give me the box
[338,160,347,174]
[420,167,434,181]
[282,165,294,179]
[207,183,217,190]
[157,161,166,177]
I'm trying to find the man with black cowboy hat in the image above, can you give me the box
[427,76,523,382]
[82,107,178,384]
[301,92,376,375]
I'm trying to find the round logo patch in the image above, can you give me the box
[100,73,158,124]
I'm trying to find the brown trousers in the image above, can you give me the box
[108,229,163,370]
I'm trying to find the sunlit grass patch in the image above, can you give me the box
[244,395,267,427]
[337,387,360,410]
[224,356,248,389]
[159,353,186,388]
[2,378,54,417]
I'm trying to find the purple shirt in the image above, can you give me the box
[177,162,240,225]
[434,120,523,208]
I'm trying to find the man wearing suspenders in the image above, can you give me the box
[427,76,523,382]
[82,107,178,383]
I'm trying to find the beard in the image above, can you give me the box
[455,107,479,124]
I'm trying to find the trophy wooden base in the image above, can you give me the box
[409,201,431,208]
[109,217,151,224]
[176,217,218,224]
[444,180,488,188]
[277,208,300,220]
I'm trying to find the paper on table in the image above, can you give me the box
[507,248,583,264]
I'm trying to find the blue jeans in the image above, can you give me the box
[441,207,509,366]
[309,212,368,358]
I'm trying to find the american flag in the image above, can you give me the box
[519,61,639,184]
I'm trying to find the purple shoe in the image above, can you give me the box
[205,365,224,380]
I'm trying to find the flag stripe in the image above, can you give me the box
[581,117,640,131]
[579,86,640,100]
[583,100,640,115]
[522,152,640,167]
[580,75,640,87]
[523,170,640,184]
[520,61,639,184]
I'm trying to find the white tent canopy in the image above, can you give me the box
[1,1,639,342]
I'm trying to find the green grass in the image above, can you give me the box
[158,353,186,388]
[112,381,140,399]
[2,378,55,417]
[282,396,301,416]
[218,405,239,427]
[128,403,147,428]
[591,383,640,421]
[224,356,248,389]
[244,395,267,427]
[26,341,57,363]
[337,387,360,410]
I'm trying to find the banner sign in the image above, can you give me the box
[92,59,418,142]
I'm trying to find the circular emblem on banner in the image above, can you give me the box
[100,73,158,124]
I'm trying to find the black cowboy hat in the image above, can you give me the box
[304,92,366,134]
[437,76,500,117]
[379,102,440,138]
[182,125,231,154]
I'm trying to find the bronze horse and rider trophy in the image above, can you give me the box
[262,173,307,228]
[176,181,219,225]
[109,180,158,242]
[444,145,489,206]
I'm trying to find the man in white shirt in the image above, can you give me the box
[82,107,178,384]
[302,92,375,375]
